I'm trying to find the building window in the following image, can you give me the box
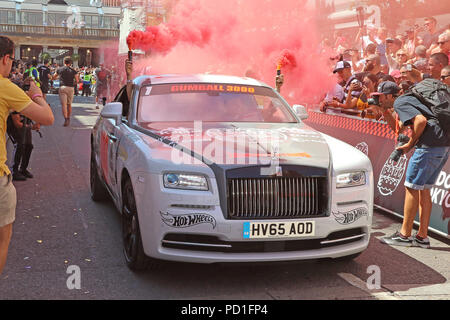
[82,15,101,28]
[81,14,120,29]
[103,0,121,7]
[106,16,120,29]
[0,10,15,24]
[82,15,90,28]
[47,13,69,27]
[22,12,43,26]
[103,16,110,28]
[92,15,99,28]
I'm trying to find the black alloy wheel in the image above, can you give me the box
[122,179,152,271]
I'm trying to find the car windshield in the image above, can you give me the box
[137,83,297,123]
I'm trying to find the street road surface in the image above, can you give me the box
[1,95,449,300]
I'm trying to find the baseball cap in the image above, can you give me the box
[372,81,400,96]
[333,60,351,73]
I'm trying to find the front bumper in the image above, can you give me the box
[132,172,373,264]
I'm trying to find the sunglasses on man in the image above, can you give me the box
[6,55,18,68]
[441,75,450,80]
[437,41,448,45]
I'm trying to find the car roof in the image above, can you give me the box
[134,74,270,88]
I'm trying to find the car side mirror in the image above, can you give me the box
[293,104,308,120]
[101,102,123,126]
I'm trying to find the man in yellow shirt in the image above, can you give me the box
[0,36,54,274]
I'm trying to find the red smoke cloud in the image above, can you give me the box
[122,0,335,104]
[277,49,297,71]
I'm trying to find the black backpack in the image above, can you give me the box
[407,78,450,134]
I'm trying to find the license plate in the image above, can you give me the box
[243,221,315,239]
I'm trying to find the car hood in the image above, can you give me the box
[139,122,330,170]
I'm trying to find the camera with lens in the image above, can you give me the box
[367,95,380,107]
[390,134,410,162]
[22,83,30,91]
[21,77,32,92]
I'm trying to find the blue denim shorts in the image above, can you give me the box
[405,147,450,190]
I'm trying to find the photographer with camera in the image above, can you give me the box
[8,111,40,181]
[373,81,449,248]
[0,36,54,274]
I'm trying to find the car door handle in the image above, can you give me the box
[107,133,118,142]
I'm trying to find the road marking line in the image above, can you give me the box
[338,273,400,300]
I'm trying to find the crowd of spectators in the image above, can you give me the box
[315,17,450,249]
[318,17,449,119]
[8,59,122,102]
[5,57,121,177]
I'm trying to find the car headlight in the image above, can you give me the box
[163,173,209,191]
[336,171,366,188]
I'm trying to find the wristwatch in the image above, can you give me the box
[126,80,132,84]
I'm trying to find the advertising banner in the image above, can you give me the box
[304,109,450,238]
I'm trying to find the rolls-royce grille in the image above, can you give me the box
[228,177,327,219]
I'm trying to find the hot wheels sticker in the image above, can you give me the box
[333,207,368,225]
[160,212,217,229]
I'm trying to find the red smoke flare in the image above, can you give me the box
[126,35,134,51]
[117,0,335,105]
[277,49,297,71]
[126,2,219,55]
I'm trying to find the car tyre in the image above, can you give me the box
[90,148,108,201]
[122,178,161,271]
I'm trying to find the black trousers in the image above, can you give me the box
[12,127,33,173]
[82,83,91,96]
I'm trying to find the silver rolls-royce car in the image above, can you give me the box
[90,74,374,271]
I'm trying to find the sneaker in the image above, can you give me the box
[20,169,33,179]
[63,118,70,127]
[413,234,430,249]
[380,231,414,247]
[13,171,27,181]
[96,104,99,109]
